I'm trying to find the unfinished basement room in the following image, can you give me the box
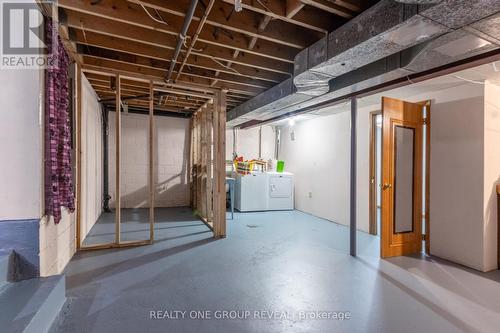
[1,0,500,332]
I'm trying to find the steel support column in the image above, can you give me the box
[350,96,357,256]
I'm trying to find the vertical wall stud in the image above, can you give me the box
[206,104,213,222]
[200,106,208,218]
[115,75,121,244]
[75,64,82,250]
[213,91,227,238]
[149,80,155,242]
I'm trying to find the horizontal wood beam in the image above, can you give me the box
[63,10,293,75]
[300,0,354,18]
[130,0,320,49]
[86,75,245,104]
[82,57,263,96]
[72,29,283,84]
[325,0,361,12]
[79,46,273,91]
[286,0,305,18]
[58,0,297,63]
[220,0,340,33]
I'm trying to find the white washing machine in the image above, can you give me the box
[235,171,294,212]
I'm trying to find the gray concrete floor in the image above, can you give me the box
[53,208,500,333]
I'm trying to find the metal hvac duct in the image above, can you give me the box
[227,0,500,127]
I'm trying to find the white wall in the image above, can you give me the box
[80,74,103,239]
[109,114,190,208]
[279,82,498,271]
[428,85,486,271]
[225,125,275,161]
[0,69,43,220]
[41,72,103,276]
[39,209,75,276]
[482,81,499,270]
[280,112,351,226]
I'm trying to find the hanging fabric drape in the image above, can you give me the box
[44,17,74,224]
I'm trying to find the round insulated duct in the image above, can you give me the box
[394,0,442,3]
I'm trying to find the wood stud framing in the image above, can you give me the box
[190,90,226,237]
[77,72,157,250]
[57,0,370,113]
[70,0,369,248]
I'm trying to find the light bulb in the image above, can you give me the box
[234,0,242,12]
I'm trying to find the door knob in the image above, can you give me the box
[381,183,392,190]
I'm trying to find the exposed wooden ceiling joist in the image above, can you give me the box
[59,0,297,63]
[63,10,293,75]
[80,49,273,91]
[82,57,264,95]
[220,0,341,33]
[71,29,285,84]
[59,0,369,113]
[129,0,322,49]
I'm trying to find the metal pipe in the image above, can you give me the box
[174,0,215,83]
[350,96,357,256]
[165,0,199,83]
[258,126,262,159]
[232,127,237,159]
[102,104,111,212]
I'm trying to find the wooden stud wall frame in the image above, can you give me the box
[189,92,227,237]
[77,72,156,250]
[76,66,226,249]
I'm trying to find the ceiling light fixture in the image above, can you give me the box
[234,0,242,12]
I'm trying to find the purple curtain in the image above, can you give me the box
[44,18,74,224]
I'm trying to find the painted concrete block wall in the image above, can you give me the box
[225,126,275,161]
[482,81,500,271]
[40,73,102,276]
[108,114,190,208]
[280,111,351,228]
[39,209,75,276]
[0,69,42,220]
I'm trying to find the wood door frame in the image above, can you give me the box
[421,100,431,254]
[370,101,431,253]
[369,110,382,235]
[380,98,432,257]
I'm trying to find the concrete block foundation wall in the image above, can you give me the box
[39,209,76,276]
[0,67,103,277]
[108,114,191,208]
[225,125,275,161]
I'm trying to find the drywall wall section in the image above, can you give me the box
[428,84,486,271]
[80,74,103,239]
[0,69,42,220]
[280,82,497,271]
[108,114,190,208]
[280,111,351,227]
[483,81,500,271]
[225,126,275,161]
[40,72,102,276]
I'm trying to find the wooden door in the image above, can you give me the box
[381,97,424,258]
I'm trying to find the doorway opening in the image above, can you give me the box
[369,99,431,258]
